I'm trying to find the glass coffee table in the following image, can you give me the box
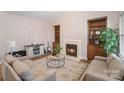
[46,54,65,68]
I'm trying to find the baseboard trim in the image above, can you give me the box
[80,57,88,61]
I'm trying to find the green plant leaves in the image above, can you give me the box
[98,28,119,55]
[53,43,62,54]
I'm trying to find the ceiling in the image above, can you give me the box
[7,11,64,23]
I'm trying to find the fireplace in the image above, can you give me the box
[64,39,82,61]
[66,44,77,57]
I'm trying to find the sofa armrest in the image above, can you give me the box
[84,73,119,81]
[94,56,107,62]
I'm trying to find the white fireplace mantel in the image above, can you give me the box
[63,39,82,61]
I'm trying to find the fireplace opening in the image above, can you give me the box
[66,44,77,57]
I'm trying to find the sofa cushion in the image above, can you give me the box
[108,57,124,80]
[12,60,33,81]
[87,60,108,75]
[22,59,34,68]
[4,54,17,65]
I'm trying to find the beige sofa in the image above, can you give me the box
[2,54,56,81]
[81,54,124,81]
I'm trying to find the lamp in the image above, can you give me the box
[8,40,16,55]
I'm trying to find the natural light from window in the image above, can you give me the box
[120,12,124,58]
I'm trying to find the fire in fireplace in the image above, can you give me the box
[66,44,77,57]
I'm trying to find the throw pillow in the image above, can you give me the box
[12,60,33,81]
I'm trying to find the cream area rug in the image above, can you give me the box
[23,56,88,81]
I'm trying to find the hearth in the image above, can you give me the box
[66,44,77,57]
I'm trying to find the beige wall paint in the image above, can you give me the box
[0,12,52,59]
[53,11,120,59]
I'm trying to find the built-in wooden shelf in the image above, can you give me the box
[87,16,107,60]
[54,25,60,43]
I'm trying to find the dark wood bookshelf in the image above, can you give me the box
[87,16,107,60]
[54,25,60,43]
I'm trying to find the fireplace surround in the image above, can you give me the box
[63,39,81,61]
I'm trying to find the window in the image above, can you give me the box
[120,12,124,58]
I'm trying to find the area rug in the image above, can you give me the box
[23,56,89,81]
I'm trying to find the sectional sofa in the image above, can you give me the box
[2,54,56,81]
[81,54,124,81]
[2,53,124,81]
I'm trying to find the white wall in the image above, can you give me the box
[0,11,120,61]
[0,12,52,59]
[53,11,120,60]
[0,12,6,59]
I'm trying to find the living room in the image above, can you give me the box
[0,11,123,81]
[1,0,124,93]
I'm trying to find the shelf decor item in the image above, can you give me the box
[47,42,51,53]
[99,28,119,55]
[95,40,99,45]
[95,31,100,35]
[90,31,93,35]
[90,31,93,39]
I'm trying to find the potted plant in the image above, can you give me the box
[98,28,119,56]
[53,43,62,56]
